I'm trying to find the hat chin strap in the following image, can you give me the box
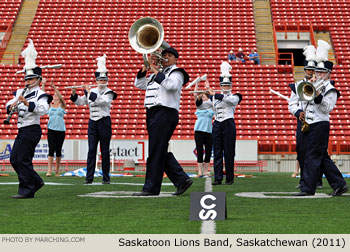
[304,70,313,80]
[27,78,41,89]
[220,87,232,94]
[97,82,108,87]
[315,71,330,82]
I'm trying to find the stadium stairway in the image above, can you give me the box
[253,0,276,65]
[1,0,40,64]
[293,66,304,81]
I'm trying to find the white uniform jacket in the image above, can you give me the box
[196,92,242,122]
[288,78,307,118]
[134,64,189,111]
[70,86,117,121]
[6,86,52,128]
[288,79,339,124]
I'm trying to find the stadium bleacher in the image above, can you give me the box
[1,0,350,154]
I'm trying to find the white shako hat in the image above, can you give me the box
[95,54,108,81]
[21,39,42,80]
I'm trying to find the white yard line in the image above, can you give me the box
[200,177,216,234]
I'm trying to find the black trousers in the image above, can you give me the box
[144,106,189,194]
[86,117,112,183]
[297,120,328,187]
[47,129,65,157]
[194,131,212,163]
[300,121,346,194]
[10,125,43,197]
[212,118,236,183]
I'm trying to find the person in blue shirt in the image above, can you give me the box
[194,91,215,177]
[248,50,260,65]
[42,80,66,177]
[228,50,236,62]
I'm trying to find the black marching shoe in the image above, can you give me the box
[293,191,315,196]
[173,179,193,196]
[329,185,349,196]
[225,180,234,185]
[212,180,222,185]
[11,194,33,199]
[35,182,45,192]
[83,181,93,185]
[132,191,159,196]
[102,181,110,185]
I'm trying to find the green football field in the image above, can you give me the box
[1,172,350,234]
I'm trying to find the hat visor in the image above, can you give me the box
[315,68,330,72]
[24,74,41,80]
[161,49,178,58]
[96,77,109,81]
[304,66,315,70]
[220,82,232,86]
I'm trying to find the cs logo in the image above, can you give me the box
[189,192,226,221]
[199,194,217,220]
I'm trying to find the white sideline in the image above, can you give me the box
[200,177,216,234]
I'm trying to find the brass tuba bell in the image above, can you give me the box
[128,17,170,68]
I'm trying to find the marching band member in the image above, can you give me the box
[6,39,52,199]
[70,54,117,185]
[292,40,348,196]
[197,62,242,185]
[194,80,214,177]
[133,47,193,196]
[288,45,323,188]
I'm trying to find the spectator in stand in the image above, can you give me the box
[42,80,66,177]
[228,50,236,62]
[236,48,245,63]
[248,49,260,65]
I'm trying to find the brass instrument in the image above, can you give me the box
[297,72,330,101]
[129,17,170,68]
[301,120,310,133]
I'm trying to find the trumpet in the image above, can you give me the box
[129,17,170,68]
[64,84,107,89]
[4,85,29,125]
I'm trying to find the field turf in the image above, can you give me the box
[0,172,349,234]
